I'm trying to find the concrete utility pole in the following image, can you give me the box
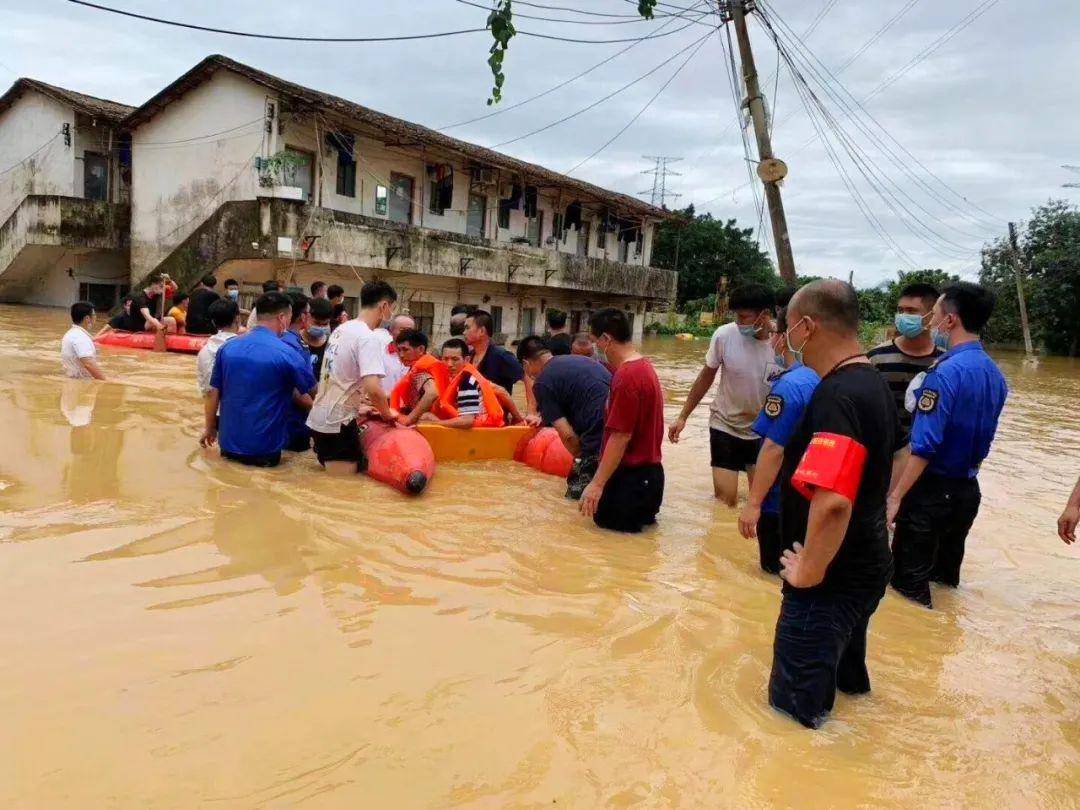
[639,156,683,208]
[1007,222,1034,357]
[728,1,797,284]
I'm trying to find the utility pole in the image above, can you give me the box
[727,1,797,284]
[1007,222,1034,357]
[638,155,683,209]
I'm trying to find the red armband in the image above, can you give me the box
[791,432,867,502]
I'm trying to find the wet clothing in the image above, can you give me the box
[222,449,281,468]
[307,319,385,435]
[867,339,942,437]
[709,428,760,472]
[544,332,573,356]
[566,455,599,501]
[115,292,158,332]
[313,418,365,467]
[196,331,238,396]
[475,343,524,395]
[60,325,97,379]
[303,335,329,380]
[891,341,1007,606]
[769,362,900,730]
[210,326,316,459]
[533,354,611,458]
[453,373,482,417]
[185,287,221,335]
[750,362,820,572]
[704,322,775,440]
[891,474,981,606]
[380,331,407,396]
[594,463,664,534]
[281,329,314,451]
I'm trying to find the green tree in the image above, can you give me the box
[651,205,777,309]
[1023,200,1080,356]
[978,239,1026,345]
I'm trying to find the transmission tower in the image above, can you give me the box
[638,155,683,208]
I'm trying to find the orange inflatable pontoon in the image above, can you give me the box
[360,420,436,495]
[415,424,572,478]
[95,330,209,354]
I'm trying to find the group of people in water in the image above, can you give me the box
[58,270,1079,730]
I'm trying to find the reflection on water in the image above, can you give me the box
[0,304,1077,807]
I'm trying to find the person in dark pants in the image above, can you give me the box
[768,280,901,730]
[738,299,820,574]
[578,308,664,533]
[887,282,1008,608]
[185,274,221,335]
[517,335,611,499]
[200,292,317,468]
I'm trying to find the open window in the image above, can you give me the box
[326,132,356,197]
[427,164,454,216]
[375,184,389,216]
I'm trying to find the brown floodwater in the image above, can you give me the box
[0,303,1078,808]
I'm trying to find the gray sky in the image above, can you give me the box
[3,0,1077,286]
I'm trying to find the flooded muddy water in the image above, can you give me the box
[0,303,1077,808]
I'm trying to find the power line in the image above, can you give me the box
[454,0,681,25]
[802,0,842,39]
[0,132,60,178]
[437,5,708,130]
[490,30,711,149]
[564,34,711,175]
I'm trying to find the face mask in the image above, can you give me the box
[931,325,950,351]
[227,289,239,301]
[773,353,788,369]
[785,317,810,366]
[738,325,758,338]
[307,326,329,340]
[894,313,928,339]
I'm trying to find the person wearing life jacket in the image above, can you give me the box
[390,329,453,426]
[425,338,526,429]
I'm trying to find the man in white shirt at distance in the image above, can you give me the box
[668,284,777,506]
[379,313,416,397]
[61,301,107,381]
[196,298,242,397]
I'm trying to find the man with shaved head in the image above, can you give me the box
[379,313,416,396]
[768,279,903,729]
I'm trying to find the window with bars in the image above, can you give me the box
[410,300,434,336]
[490,305,503,336]
[520,307,536,336]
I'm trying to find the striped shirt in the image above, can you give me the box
[455,374,482,416]
[868,339,943,433]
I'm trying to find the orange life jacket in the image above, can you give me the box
[440,363,505,428]
[390,353,455,418]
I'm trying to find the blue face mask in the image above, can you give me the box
[774,354,788,369]
[932,327,950,351]
[307,325,329,340]
[785,316,810,366]
[738,325,758,338]
[894,313,927,339]
[227,289,239,301]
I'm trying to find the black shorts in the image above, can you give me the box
[709,428,760,472]
[221,449,281,468]
[312,420,365,467]
[594,463,664,533]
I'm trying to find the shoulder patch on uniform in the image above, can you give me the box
[917,388,939,413]
[764,394,784,418]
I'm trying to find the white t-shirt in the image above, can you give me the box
[196,331,238,396]
[60,325,97,379]
[704,322,775,439]
[307,319,386,433]
[378,328,407,396]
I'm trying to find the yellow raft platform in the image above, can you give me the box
[415,424,537,462]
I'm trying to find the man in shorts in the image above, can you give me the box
[306,280,398,475]
[668,284,776,506]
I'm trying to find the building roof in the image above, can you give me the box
[0,78,134,123]
[123,54,669,220]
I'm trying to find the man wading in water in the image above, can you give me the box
[768,280,902,729]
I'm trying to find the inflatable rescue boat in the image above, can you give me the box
[95,331,209,354]
[415,424,573,478]
[360,420,436,495]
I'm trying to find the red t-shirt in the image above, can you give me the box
[602,357,664,467]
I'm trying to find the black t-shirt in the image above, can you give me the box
[185,288,221,335]
[534,355,612,457]
[307,340,328,379]
[476,344,524,394]
[544,333,573,356]
[780,363,902,596]
[119,292,156,331]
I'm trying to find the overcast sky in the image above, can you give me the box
[3,0,1077,286]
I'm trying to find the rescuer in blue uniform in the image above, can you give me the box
[738,297,821,574]
[887,282,1008,608]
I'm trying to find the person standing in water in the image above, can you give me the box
[303,297,334,379]
[768,280,901,730]
[61,301,107,381]
[579,308,664,533]
[1059,475,1080,545]
[185,275,221,335]
[668,284,776,507]
[887,283,1008,608]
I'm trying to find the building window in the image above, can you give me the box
[83,152,109,201]
[78,282,126,312]
[521,307,536,336]
[410,300,434,336]
[427,164,453,216]
[389,173,414,225]
[327,132,356,197]
[283,146,314,200]
[490,305,503,336]
[523,185,538,218]
[552,213,563,244]
[527,210,544,247]
[375,185,389,216]
[497,199,511,230]
[617,238,629,263]
[467,194,486,238]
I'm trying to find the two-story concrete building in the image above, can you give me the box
[0,78,133,308]
[0,55,677,342]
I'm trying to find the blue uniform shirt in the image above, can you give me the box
[910,341,1007,479]
[751,363,821,514]
[210,326,317,457]
[281,329,313,442]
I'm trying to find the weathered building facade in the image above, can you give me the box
[0,79,132,307]
[0,56,677,341]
